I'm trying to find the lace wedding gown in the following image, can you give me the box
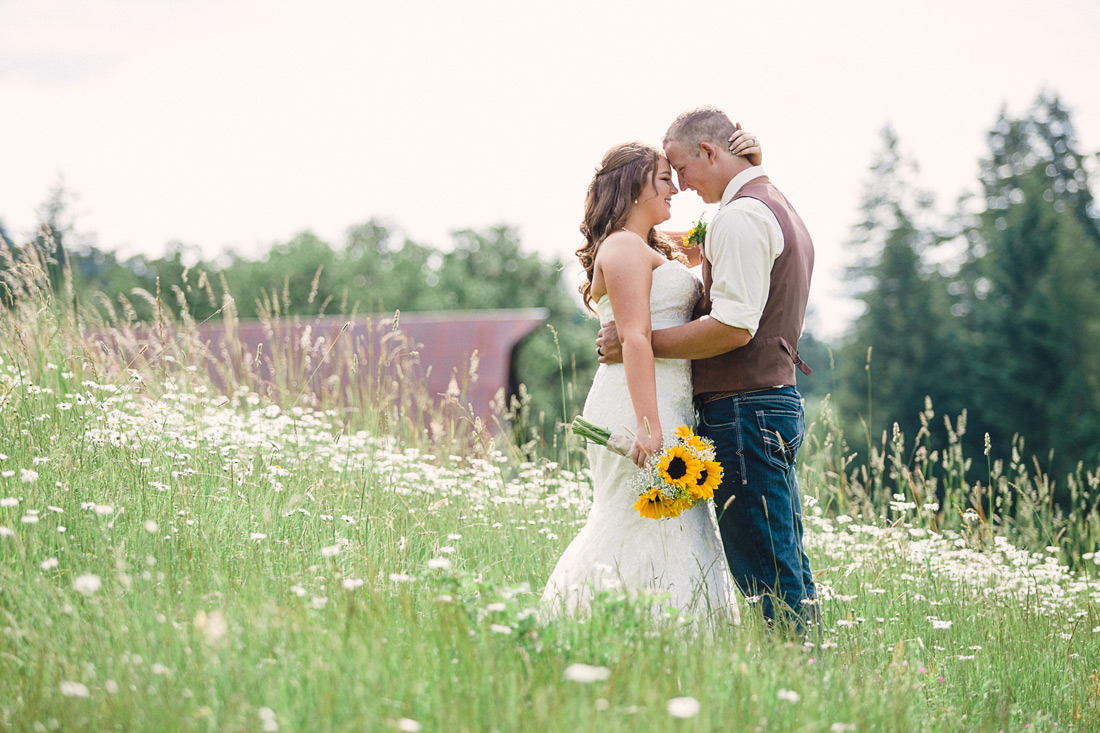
[542,261,740,625]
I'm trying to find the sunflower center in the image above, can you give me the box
[697,469,708,484]
[667,457,687,480]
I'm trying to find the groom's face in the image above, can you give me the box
[664,140,720,204]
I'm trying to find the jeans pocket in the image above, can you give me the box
[698,403,736,433]
[756,407,804,470]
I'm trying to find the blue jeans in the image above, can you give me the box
[697,387,817,628]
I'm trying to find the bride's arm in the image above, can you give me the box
[598,234,663,467]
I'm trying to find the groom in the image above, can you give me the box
[597,106,817,630]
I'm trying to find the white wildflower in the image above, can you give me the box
[59,681,90,698]
[258,706,278,732]
[196,609,229,644]
[320,544,341,558]
[490,624,512,634]
[250,532,267,540]
[667,696,701,719]
[73,574,102,595]
[0,497,18,507]
[563,663,611,683]
[342,578,364,591]
[40,557,58,570]
[20,469,38,484]
[778,688,801,704]
[427,557,451,570]
[396,719,422,733]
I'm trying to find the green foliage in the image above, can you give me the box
[955,93,1100,483]
[839,126,969,470]
[839,95,1100,497]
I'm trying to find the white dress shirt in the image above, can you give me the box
[704,166,784,337]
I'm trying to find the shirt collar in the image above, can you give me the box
[718,166,766,209]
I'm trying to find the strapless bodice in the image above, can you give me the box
[595,259,700,329]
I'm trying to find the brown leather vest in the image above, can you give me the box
[693,176,814,395]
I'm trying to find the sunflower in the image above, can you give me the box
[672,425,711,455]
[673,425,695,441]
[634,487,692,520]
[657,445,704,490]
[690,459,723,501]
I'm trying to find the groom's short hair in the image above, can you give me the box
[663,106,736,156]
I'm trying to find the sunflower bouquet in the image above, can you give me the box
[571,418,723,520]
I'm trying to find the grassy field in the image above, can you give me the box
[2,253,1099,730]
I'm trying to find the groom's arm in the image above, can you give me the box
[650,318,751,360]
[596,316,750,363]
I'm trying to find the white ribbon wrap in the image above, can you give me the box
[605,431,633,456]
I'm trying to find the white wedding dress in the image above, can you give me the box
[542,260,740,625]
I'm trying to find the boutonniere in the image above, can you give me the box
[681,214,707,248]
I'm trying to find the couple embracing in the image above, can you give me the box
[542,106,818,633]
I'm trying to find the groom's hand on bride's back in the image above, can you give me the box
[596,321,622,364]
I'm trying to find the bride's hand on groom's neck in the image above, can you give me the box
[728,123,763,167]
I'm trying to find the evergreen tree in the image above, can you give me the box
[959,95,1100,479]
[840,126,966,456]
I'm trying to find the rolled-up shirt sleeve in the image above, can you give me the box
[706,198,783,337]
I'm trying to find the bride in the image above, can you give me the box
[542,133,759,625]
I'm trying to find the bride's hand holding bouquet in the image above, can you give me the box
[571,417,723,520]
[632,418,662,470]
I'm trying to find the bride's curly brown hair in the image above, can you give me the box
[576,142,682,312]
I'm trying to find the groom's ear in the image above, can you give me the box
[700,142,719,164]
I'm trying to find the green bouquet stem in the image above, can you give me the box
[571,416,632,456]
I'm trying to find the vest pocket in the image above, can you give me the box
[755,407,805,470]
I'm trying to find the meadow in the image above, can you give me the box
[1,248,1099,731]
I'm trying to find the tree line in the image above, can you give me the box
[837,92,1100,496]
[3,91,1098,495]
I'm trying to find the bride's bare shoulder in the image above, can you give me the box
[595,230,649,264]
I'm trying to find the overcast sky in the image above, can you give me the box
[2,0,1097,337]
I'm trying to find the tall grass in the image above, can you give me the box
[2,240,1099,730]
